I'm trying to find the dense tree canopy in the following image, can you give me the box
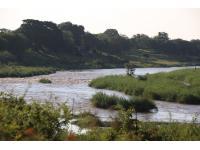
[0,19,200,68]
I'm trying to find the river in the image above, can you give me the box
[0,66,199,123]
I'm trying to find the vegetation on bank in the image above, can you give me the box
[89,68,200,104]
[0,92,199,141]
[90,92,157,112]
[39,78,52,84]
[0,65,56,77]
[77,108,200,141]
[77,121,200,141]
[73,112,103,129]
[0,92,71,140]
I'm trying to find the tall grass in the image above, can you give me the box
[89,69,200,104]
[90,92,157,112]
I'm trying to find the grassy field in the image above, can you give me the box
[89,68,200,104]
[90,92,157,112]
[0,65,56,77]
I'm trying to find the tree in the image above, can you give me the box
[154,32,169,41]
[18,19,65,51]
[125,61,136,76]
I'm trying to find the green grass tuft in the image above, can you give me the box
[90,92,157,112]
[39,78,52,84]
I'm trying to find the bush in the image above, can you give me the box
[0,92,71,140]
[132,98,157,112]
[90,92,157,112]
[73,112,102,128]
[39,78,52,84]
[90,92,118,109]
[137,75,147,81]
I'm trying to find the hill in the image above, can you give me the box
[0,19,200,69]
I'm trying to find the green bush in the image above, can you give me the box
[90,92,118,109]
[39,78,52,84]
[90,92,157,112]
[73,112,102,128]
[0,92,71,140]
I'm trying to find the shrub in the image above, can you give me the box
[131,98,157,112]
[73,112,102,128]
[90,92,118,109]
[90,92,157,112]
[0,92,71,140]
[39,78,52,84]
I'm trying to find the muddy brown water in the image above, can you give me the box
[0,67,199,123]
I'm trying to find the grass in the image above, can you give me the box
[76,108,200,141]
[77,121,200,141]
[89,68,200,104]
[39,78,52,84]
[90,92,157,112]
[0,65,56,78]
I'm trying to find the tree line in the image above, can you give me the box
[0,19,200,68]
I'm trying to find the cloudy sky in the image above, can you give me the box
[0,6,200,40]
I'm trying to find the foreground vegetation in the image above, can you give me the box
[90,68,200,104]
[90,92,157,112]
[0,92,71,140]
[73,112,103,129]
[76,109,200,141]
[0,65,56,77]
[0,92,199,141]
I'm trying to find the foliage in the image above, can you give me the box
[78,121,200,141]
[0,92,71,140]
[90,68,200,104]
[77,108,200,141]
[90,92,156,112]
[73,112,102,128]
[39,78,52,84]
[0,92,199,141]
[0,65,55,77]
[0,19,200,69]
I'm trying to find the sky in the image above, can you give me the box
[0,7,200,40]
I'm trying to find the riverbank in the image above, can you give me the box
[0,65,56,78]
[89,68,200,104]
[0,67,199,123]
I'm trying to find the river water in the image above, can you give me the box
[0,66,199,123]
